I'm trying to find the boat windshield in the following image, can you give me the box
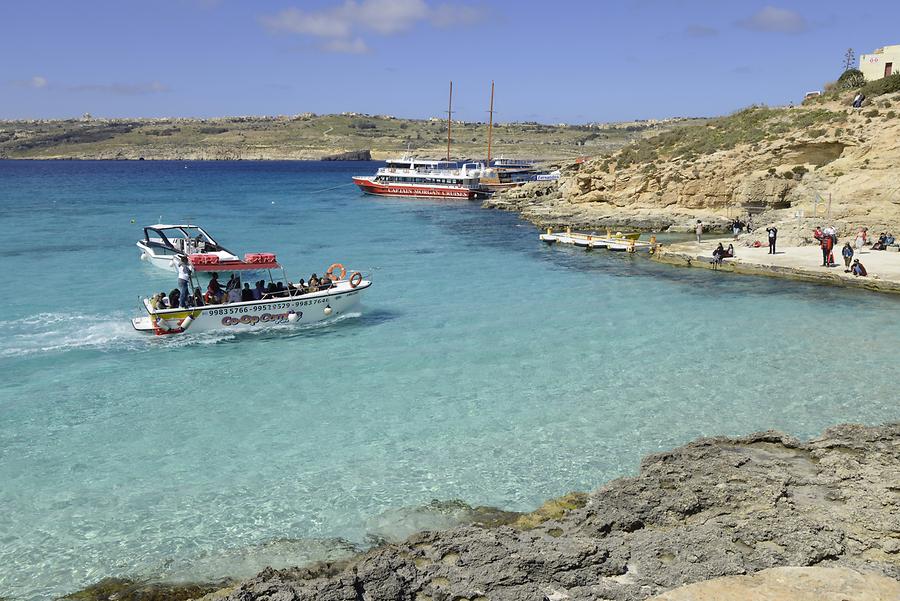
[143,225,222,253]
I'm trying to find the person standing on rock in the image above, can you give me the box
[842,242,854,272]
[695,220,703,244]
[766,226,778,254]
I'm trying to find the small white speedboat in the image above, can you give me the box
[137,224,240,272]
[132,257,371,336]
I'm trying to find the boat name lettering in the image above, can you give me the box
[221,311,300,327]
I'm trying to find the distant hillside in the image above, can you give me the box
[0,113,698,161]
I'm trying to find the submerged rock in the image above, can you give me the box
[221,422,900,601]
[60,577,228,601]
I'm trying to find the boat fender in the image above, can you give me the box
[180,315,195,331]
[288,311,299,323]
[155,317,172,331]
[324,305,333,316]
[326,263,347,281]
[140,253,148,261]
[349,272,363,288]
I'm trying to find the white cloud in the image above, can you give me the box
[260,0,484,53]
[429,3,484,28]
[11,75,48,89]
[323,37,370,54]
[260,7,352,38]
[737,6,808,33]
[68,81,169,95]
[684,24,717,38]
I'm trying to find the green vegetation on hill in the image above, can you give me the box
[608,105,846,169]
[0,113,693,161]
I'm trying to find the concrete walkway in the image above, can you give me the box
[654,238,900,294]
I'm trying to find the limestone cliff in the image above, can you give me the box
[486,92,900,238]
[213,423,899,601]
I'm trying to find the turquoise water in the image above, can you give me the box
[1,161,898,600]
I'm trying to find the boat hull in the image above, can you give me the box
[352,177,477,200]
[133,282,371,335]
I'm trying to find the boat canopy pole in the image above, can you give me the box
[446,80,453,162]
[487,80,494,164]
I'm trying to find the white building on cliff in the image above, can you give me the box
[859,44,900,80]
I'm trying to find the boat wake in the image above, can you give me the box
[0,310,366,359]
[0,311,144,358]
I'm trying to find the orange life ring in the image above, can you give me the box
[349,272,362,288]
[326,262,346,281]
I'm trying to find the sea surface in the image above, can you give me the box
[1,161,898,600]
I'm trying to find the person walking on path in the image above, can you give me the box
[175,256,192,308]
[855,228,867,254]
[842,242,854,272]
[766,226,778,254]
[695,220,703,244]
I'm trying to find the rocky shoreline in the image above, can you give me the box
[63,422,897,601]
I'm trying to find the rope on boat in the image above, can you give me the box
[308,182,357,194]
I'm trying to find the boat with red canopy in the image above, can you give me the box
[131,255,372,336]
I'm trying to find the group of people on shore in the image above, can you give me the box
[814,226,883,276]
[155,257,335,309]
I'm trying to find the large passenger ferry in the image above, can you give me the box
[352,158,486,199]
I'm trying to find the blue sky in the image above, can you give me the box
[2,1,898,123]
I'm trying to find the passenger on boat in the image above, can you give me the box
[226,273,240,292]
[296,278,307,294]
[253,280,264,300]
[150,292,166,309]
[241,282,254,302]
[207,273,224,304]
[275,282,286,296]
[176,256,192,308]
[320,275,332,289]
[169,289,182,309]
[227,286,241,304]
[308,274,319,293]
[192,288,205,307]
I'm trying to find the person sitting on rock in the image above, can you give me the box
[725,244,735,258]
[711,243,725,268]
[851,259,867,277]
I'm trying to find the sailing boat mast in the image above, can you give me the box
[486,80,495,165]
[446,80,453,162]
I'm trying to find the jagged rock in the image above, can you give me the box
[220,423,900,601]
[319,149,372,161]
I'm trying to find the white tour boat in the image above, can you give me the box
[137,224,241,272]
[352,157,487,200]
[131,256,371,336]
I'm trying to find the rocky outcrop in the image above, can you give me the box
[487,93,900,237]
[219,423,900,601]
[319,150,372,161]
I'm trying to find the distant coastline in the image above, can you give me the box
[0,113,693,162]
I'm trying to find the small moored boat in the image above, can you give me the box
[137,224,242,272]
